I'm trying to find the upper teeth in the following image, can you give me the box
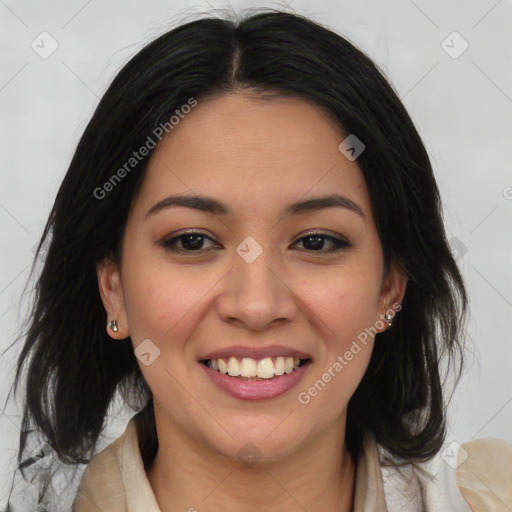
[207,356,302,379]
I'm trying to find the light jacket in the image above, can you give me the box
[72,417,512,511]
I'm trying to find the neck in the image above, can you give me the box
[146,413,356,512]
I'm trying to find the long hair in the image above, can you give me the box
[3,7,467,510]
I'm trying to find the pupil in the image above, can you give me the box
[304,235,324,250]
[183,234,203,250]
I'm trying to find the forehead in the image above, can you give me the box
[132,92,372,222]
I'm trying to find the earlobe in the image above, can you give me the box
[377,263,408,332]
[96,257,130,339]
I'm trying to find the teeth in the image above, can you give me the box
[274,356,285,375]
[240,357,257,377]
[206,356,307,379]
[218,358,228,374]
[257,357,274,378]
[227,357,240,376]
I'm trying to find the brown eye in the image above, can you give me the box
[161,231,219,254]
[160,230,350,256]
[293,232,350,253]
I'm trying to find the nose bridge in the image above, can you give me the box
[216,234,297,330]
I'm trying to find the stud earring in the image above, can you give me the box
[384,313,393,327]
[108,320,118,333]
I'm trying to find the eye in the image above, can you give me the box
[161,230,350,255]
[292,231,350,253]
[161,230,219,254]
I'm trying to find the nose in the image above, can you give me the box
[215,240,298,331]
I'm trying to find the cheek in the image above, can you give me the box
[300,263,382,399]
[121,263,214,400]
[300,282,378,413]
[123,265,212,345]
[309,266,382,341]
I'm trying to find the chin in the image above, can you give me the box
[203,420,307,466]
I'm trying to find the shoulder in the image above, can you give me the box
[72,423,135,512]
[378,437,512,512]
[457,437,512,511]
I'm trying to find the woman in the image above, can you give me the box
[5,8,511,512]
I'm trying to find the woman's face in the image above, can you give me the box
[98,92,406,462]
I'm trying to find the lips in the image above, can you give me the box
[200,358,312,400]
[196,345,313,400]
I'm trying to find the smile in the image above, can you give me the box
[201,356,311,379]
[199,357,313,400]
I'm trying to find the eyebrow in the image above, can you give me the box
[145,193,365,220]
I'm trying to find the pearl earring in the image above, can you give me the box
[108,320,118,333]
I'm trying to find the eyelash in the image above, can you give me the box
[161,230,350,255]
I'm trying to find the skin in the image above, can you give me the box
[97,91,407,512]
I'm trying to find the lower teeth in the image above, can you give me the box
[230,373,289,381]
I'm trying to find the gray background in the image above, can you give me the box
[1,0,511,507]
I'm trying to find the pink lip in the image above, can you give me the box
[198,344,312,361]
[200,360,312,400]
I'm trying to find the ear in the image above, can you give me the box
[375,262,407,333]
[96,256,130,339]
